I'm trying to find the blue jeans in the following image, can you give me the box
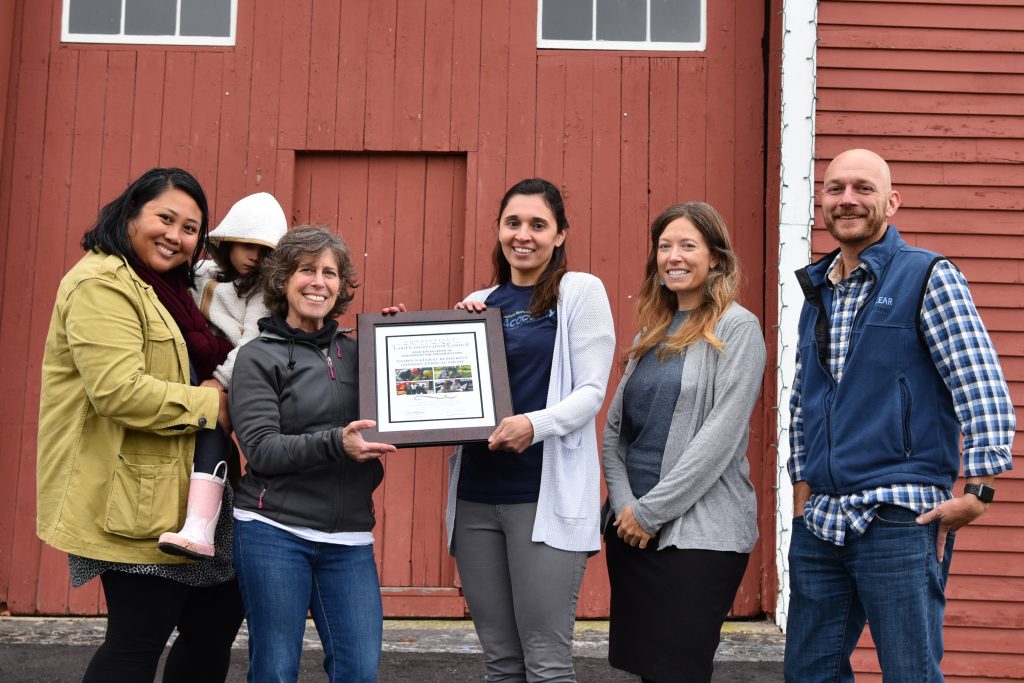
[784,505,954,682]
[233,519,382,683]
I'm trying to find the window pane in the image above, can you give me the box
[124,0,176,36]
[180,0,231,37]
[542,0,593,41]
[650,0,700,43]
[596,0,645,42]
[68,0,121,35]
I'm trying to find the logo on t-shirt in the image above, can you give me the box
[503,308,554,330]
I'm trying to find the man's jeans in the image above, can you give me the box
[234,519,383,683]
[784,505,954,682]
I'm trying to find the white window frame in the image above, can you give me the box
[537,0,706,51]
[61,0,237,46]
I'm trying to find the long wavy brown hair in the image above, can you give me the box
[627,202,740,362]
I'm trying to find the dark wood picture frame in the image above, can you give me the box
[356,309,513,447]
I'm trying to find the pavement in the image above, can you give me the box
[0,616,784,681]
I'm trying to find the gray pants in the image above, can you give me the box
[453,500,588,683]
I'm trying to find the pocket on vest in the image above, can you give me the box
[103,453,181,538]
[898,375,913,457]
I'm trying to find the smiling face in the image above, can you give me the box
[821,149,901,251]
[497,193,566,286]
[284,251,340,332]
[127,188,202,273]
[229,242,264,275]
[657,217,718,311]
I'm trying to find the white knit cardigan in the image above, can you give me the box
[191,260,270,387]
[444,271,616,553]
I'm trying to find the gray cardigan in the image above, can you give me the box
[602,302,766,553]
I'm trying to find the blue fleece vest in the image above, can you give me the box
[794,226,960,494]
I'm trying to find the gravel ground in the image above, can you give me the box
[0,617,785,682]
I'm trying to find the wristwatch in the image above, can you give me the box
[964,483,995,504]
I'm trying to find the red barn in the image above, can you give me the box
[0,0,1020,679]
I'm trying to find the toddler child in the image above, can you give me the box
[158,192,287,559]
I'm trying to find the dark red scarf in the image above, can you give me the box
[131,259,232,382]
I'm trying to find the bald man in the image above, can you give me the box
[784,149,1015,681]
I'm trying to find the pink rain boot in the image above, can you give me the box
[158,461,227,561]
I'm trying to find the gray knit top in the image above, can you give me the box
[620,310,688,498]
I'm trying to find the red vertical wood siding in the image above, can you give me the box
[763,0,785,619]
[816,1,1024,679]
[0,0,18,173]
[0,0,771,619]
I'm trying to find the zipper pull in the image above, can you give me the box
[258,487,266,509]
[327,355,336,380]
[336,343,342,359]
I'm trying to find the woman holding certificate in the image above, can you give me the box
[450,178,616,682]
[229,226,396,683]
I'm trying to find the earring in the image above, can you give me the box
[658,280,666,287]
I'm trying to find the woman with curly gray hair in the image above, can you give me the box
[229,226,395,683]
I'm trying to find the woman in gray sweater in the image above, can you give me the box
[601,202,766,683]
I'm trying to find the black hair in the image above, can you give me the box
[80,167,210,283]
[206,240,272,300]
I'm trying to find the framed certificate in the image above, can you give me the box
[356,309,513,447]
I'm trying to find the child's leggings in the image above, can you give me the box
[193,424,231,475]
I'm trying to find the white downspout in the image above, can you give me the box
[775,0,817,631]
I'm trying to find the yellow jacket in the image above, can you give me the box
[37,251,219,564]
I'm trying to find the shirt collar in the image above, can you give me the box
[825,254,870,286]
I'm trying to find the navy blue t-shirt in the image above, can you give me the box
[458,283,556,504]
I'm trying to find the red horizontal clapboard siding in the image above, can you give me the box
[816,1,1024,679]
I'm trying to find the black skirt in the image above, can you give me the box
[604,525,749,683]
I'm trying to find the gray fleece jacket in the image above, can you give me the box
[230,317,384,532]
[602,302,766,553]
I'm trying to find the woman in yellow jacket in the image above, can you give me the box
[37,168,243,682]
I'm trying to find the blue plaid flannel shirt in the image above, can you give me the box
[788,255,1015,546]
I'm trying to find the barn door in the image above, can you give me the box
[292,152,468,616]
